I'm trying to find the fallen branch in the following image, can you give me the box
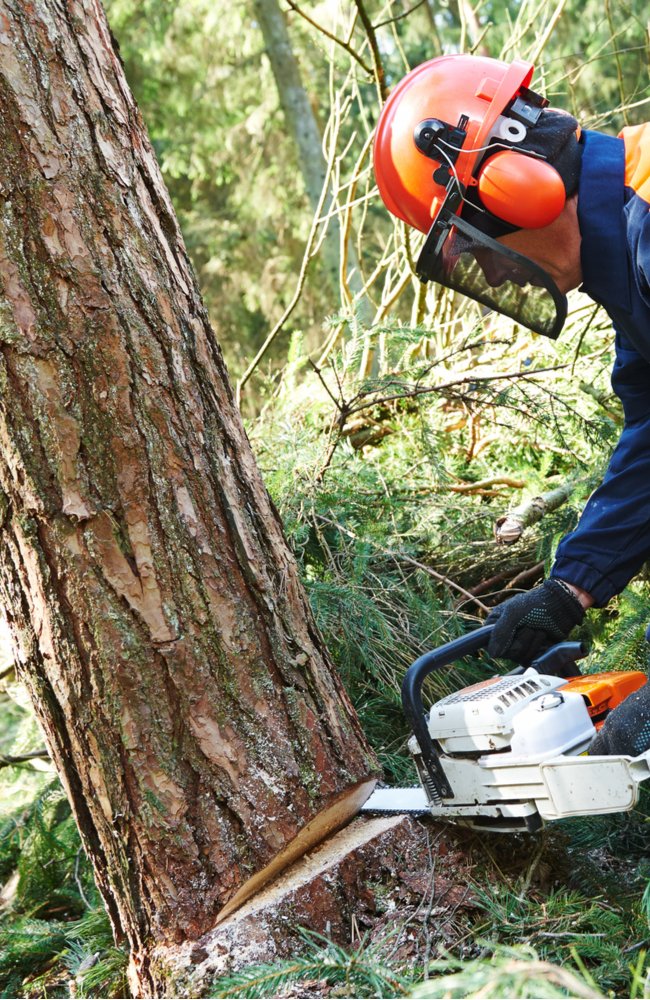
[505,561,545,591]
[0,749,50,768]
[459,563,536,600]
[449,477,525,494]
[579,381,622,423]
[494,483,574,545]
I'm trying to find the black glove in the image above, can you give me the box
[589,682,650,756]
[486,579,585,665]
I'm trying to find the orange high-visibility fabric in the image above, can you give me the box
[622,123,650,205]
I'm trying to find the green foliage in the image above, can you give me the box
[472,882,631,993]
[581,587,650,675]
[250,317,624,781]
[13,784,92,919]
[0,683,128,999]
[0,907,129,1000]
[0,917,70,1000]
[211,929,409,999]
[408,944,604,999]
[60,909,129,1000]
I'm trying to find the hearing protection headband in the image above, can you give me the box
[416,184,567,340]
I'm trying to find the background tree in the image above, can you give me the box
[253,0,362,302]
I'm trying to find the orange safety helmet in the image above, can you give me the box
[374,53,567,234]
[373,53,576,339]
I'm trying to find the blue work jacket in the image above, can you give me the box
[551,127,650,606]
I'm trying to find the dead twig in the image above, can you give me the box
[373,0,429,29]
[0,749,50,768]
[284,0,374,76]
[352,0,388,101]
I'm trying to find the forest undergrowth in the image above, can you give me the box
[4,313,650,998]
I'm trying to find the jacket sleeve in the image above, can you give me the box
[551,329,650,606]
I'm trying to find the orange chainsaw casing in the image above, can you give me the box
[559,671,647,729]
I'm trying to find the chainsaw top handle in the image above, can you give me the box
[401,625,494,801]
[401,628,588,802]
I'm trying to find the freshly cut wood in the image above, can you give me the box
[494,484,574,545]
[0,2,378,994]
[216,779,377,922]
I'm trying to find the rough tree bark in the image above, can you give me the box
[0,1,379,994]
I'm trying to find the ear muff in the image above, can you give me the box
[476,150,566,229]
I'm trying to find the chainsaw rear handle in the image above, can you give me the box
[401,625,494,801]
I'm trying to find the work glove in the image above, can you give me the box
[486,579,585,665]
[589,681,650,756]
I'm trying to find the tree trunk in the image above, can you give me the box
[0,1,378,994]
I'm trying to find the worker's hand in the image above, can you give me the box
[486,579,585,665]
[589,682,650,756]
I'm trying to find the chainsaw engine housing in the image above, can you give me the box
[429,668,592,754]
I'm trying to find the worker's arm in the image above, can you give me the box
[488,329,650,664]
[551,329,650,605]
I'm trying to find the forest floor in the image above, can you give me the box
[277,818,481,999]
[208,804,650,999]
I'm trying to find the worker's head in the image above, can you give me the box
[373,54,583,337]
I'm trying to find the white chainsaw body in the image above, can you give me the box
[362,656,650,832]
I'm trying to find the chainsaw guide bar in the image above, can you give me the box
[361,787,430,815]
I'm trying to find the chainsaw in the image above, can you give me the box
[361,624,650,832]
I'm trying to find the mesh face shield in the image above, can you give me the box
[417,193,567,339]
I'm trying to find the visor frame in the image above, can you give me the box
[416,188,568,340]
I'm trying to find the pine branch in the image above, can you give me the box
[315,514,490,613]
[346,364,568,418]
